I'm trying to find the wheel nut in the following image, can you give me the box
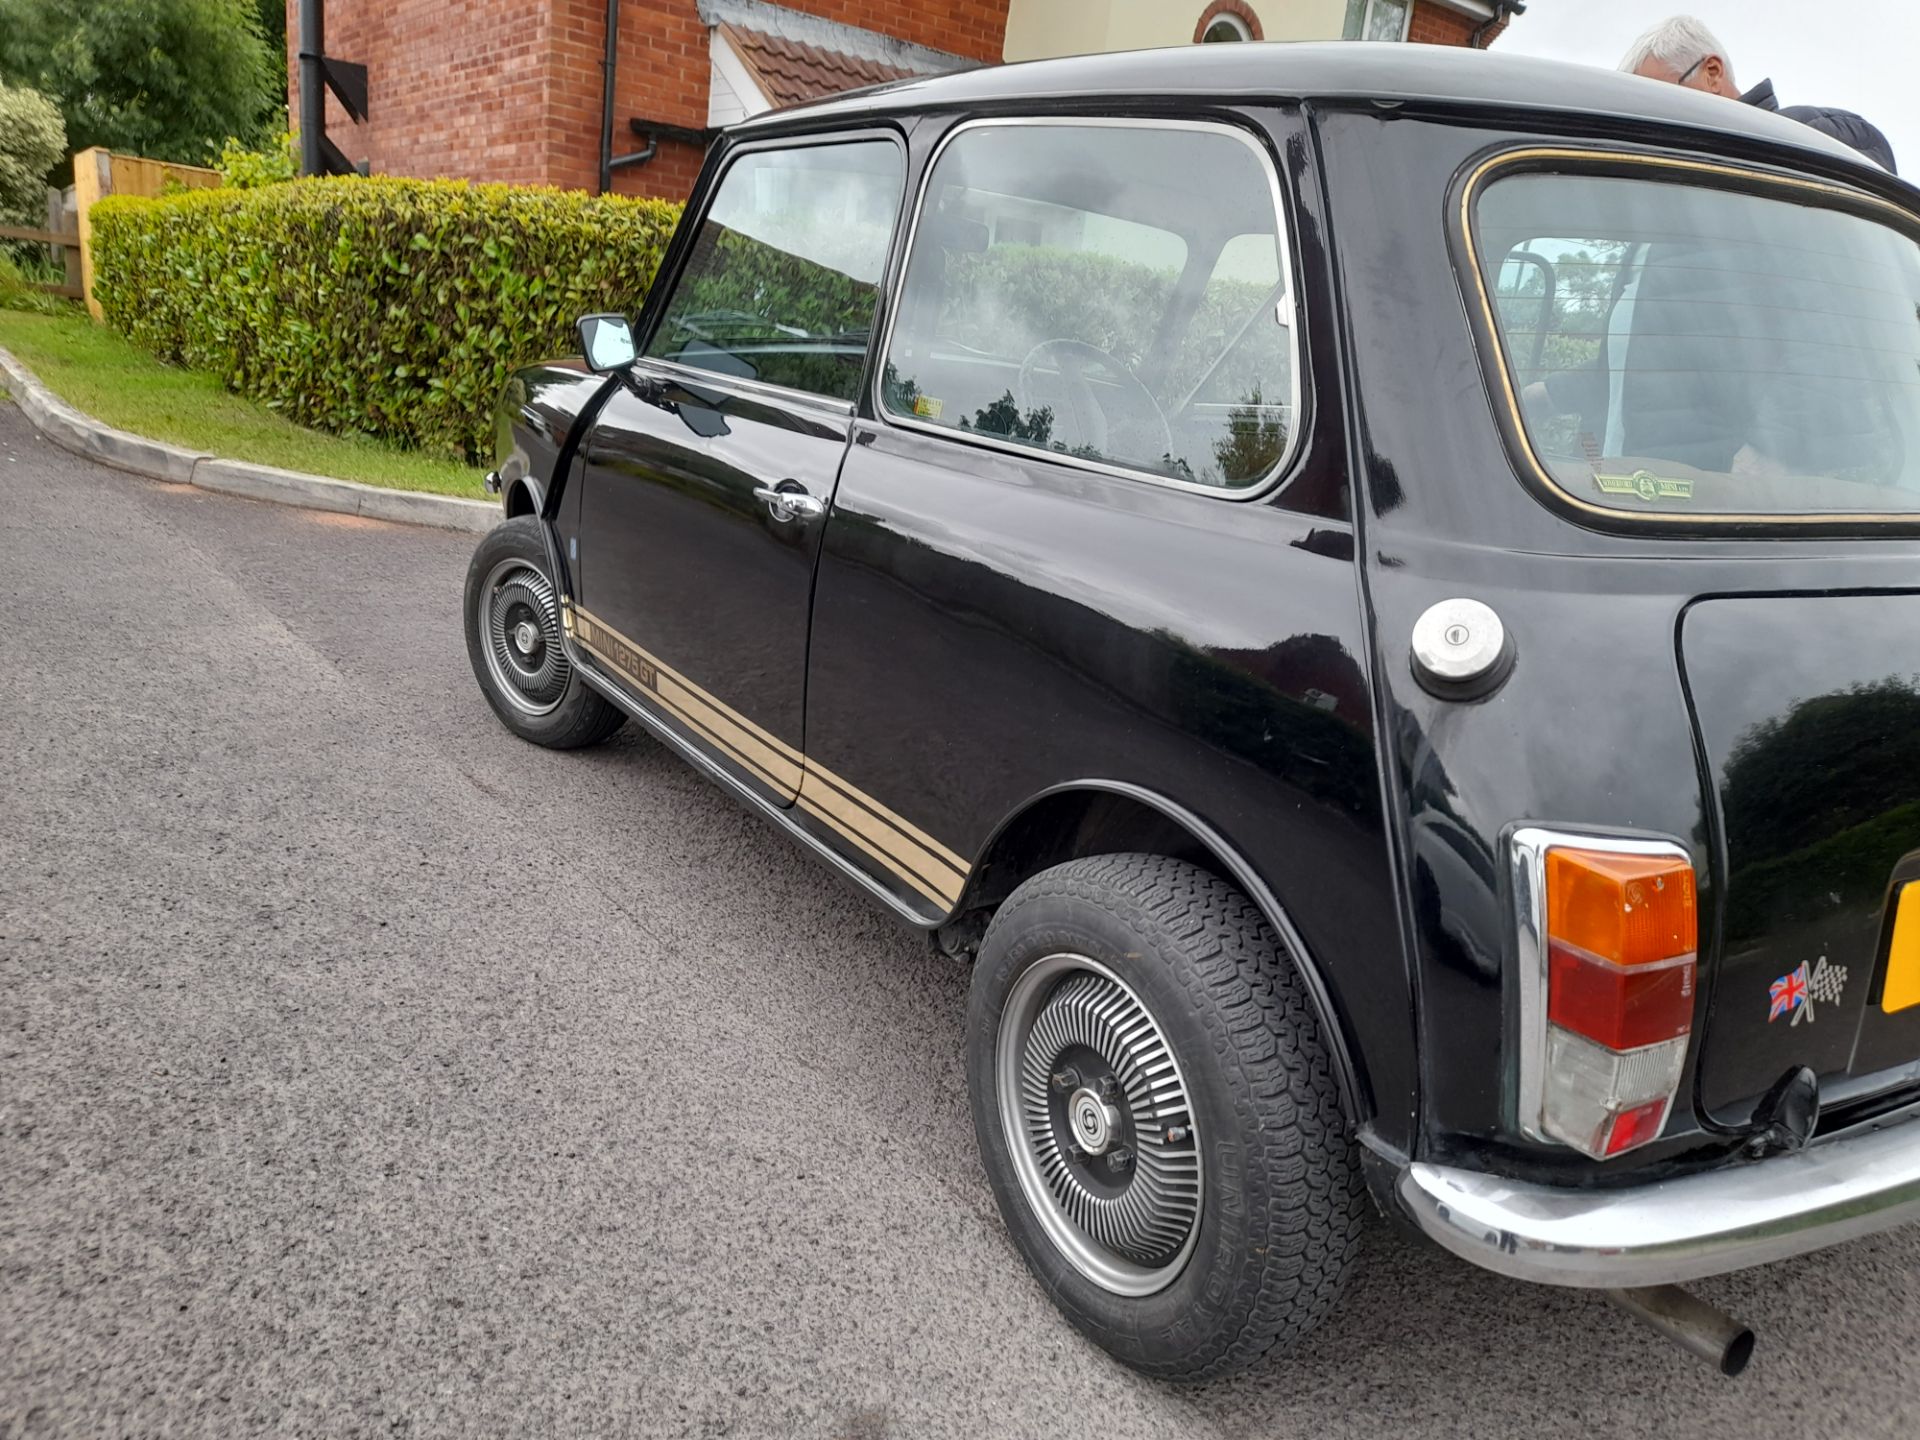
[1105,1146,1134,1174]
[1067,1144,1089,1164]
[1051,1067,1081,1094]
[1096,1074,1122,1102]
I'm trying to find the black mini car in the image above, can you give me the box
[466,42,1920,1381]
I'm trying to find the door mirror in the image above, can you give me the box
[577,313,636,373]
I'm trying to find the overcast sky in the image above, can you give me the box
[1495,0,1918,175]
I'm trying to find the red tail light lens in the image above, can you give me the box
[1547,943,1695,1049]
[1602,1097,1672,1157]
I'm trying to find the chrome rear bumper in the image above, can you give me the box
[1399,1110,1920,1287]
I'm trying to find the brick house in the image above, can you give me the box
[290,0,1515,201]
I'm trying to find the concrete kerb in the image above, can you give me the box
[0,344,497,534]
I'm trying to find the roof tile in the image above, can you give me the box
[721,22,919,110]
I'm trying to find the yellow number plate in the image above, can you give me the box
[1886,884,1920,1015]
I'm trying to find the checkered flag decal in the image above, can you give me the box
[1809,956,1848,1007]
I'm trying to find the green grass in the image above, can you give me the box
[0,308,487,499]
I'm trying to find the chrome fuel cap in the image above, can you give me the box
[1411,598,1512,698]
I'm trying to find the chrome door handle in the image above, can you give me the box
[752,482,825,522]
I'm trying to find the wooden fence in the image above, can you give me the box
[71,148,222,318]
[0,222,83,299]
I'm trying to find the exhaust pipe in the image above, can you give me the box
[1606,1285,1755,1377]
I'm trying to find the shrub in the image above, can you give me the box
[0,80,65,228]
[217,130,296,189]
[91,177,679,460]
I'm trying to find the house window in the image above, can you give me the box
[1344,0,1412,42]
[1194,3,1262,44]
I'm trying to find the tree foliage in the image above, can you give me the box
[0,78,65,226]
[0,0,281,171]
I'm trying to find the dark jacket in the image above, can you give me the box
[1743,78,1899,174]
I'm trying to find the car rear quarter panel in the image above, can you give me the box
[1317,107,1920,1179]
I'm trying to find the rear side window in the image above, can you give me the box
[879,120,1297,490]
[645,141,902,403]
[1473,164,1920,521]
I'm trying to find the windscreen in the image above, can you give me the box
[1475,169,1920,519]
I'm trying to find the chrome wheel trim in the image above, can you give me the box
[478,556,569,717]
[996,953,1203,1297]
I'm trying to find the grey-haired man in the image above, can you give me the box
[1620,14,1897,173]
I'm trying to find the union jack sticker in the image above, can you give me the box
[1768,956,1849,1026]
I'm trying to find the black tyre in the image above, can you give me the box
[463,517,625,749]
[967,853,1364,1382]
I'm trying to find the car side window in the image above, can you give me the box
[879,120,1297,489]
[645,140,903,403]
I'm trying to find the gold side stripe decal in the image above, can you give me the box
[575,630,791,793]
[802,759,970,876]
[797,794,954,909]
[567,601,967,909]
[577,606,802,767]
[573,607,803,792]
[796,776,965,907]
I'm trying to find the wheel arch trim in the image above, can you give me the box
[504,475,544,519]
[957,778,1370,1126]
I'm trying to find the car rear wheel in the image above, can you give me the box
[463,517,625,749]
[967,853,1364,1382]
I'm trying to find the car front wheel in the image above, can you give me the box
[967,853,1365,1382]
[463,517,625,749]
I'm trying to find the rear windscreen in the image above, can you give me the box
[1472,168,1920,520]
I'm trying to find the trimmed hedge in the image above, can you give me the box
[91,177,679,461]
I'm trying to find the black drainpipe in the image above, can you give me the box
[599,0,671,192]
[299,0,326,177]
[598,0,620,193]
[296,0,368,175]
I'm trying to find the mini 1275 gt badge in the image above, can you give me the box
[1768,956,1849,1026]
[1594,468,1696,503]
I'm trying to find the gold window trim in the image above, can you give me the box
[1458,145,1920,529]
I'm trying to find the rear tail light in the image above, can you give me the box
[1513,832,1697,1160]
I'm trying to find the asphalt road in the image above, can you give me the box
[3,398,1917,1439]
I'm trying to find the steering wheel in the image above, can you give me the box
[1015,339,1173,463]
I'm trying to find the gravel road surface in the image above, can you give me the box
[3,401,1916,1438]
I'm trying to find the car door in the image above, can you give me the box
[798,115,1379,946]
[572,135,905,806]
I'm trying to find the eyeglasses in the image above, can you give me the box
[1674,55,1709,85]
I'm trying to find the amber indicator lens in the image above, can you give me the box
[1546,848,1696,967]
